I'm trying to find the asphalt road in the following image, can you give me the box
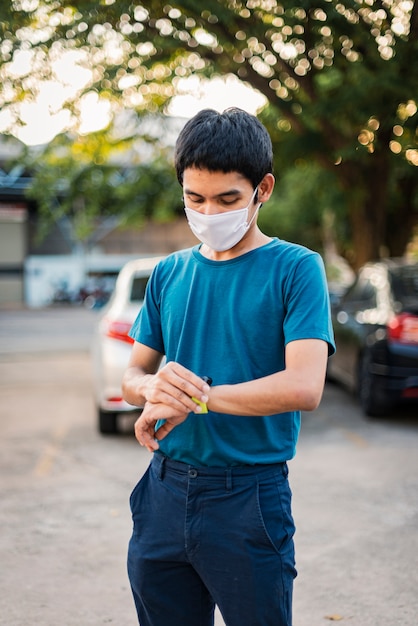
[1,306,418,626]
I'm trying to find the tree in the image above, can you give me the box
[20,118,183,249]
[1,1,417,267]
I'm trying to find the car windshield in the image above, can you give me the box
[390,265,418,305]
[130,276,150,302]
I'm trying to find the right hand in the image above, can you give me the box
[143,361,210,415]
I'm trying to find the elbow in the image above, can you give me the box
[298,385,324,412]
[302,397,321,412]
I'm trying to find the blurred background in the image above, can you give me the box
[0,2,418,625]
[0,0,417,313]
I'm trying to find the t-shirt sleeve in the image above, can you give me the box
[129,266,165,354]
[283,251,335,356]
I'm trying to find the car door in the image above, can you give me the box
[329,270,378,390]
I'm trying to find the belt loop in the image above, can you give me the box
[225,468,232,492]
[158,455,166,481]
[282,462,288,479]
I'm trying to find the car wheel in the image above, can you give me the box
[357,352,391,417]
[98,409,118,434]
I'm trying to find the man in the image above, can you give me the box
[122,107,335,626]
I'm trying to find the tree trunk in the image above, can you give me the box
[348,205,380,268]
[337,151,391,270]
[385,175,418,257]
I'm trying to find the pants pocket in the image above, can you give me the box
[256,472,296,565]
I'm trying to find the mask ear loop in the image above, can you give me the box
[247,187,262,228]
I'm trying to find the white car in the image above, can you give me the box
[92,256,165,434]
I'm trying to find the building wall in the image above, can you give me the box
[23,218,199,308]
[97,218,197,255]
[0,133,199,308]
[0,204,27,307]
[0,199,198,308]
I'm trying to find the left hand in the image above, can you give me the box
[134,402,190,452]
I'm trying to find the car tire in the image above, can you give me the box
[98,409,118,434]
[357,352,391,417]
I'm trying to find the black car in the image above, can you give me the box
[327,258,418,416]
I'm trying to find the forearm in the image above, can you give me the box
[207,338,329,416]
[208,371,324,416]
[122,367,154,408]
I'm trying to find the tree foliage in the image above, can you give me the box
[1,1,417,266]
[22,125,182,246]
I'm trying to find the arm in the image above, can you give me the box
[123,338,328,451]
[207,339,329,416]
[122,341,211,451]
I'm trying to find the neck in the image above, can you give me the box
[200,229,272,261]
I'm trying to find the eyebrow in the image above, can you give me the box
[183,188,242,200]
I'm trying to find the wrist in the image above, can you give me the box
[141,373,157,403]
[206,384,225,413]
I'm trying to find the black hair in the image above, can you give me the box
[174,107,273,188]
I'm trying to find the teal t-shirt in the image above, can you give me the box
[129,238,335,466]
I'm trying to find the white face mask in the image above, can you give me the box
[184,188,261,252]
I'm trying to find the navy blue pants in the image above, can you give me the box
[128,453,297,626]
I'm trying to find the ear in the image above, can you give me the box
[257,173,275,203]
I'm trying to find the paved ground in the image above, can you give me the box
[0,305,99,355]
[1,306,418,626]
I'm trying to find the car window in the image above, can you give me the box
[342,277,377,311]
[130,276,150,302]
[390,266,418,302]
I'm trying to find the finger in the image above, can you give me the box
[154,419,179,441]
[135,426,159,451]
[145,440,159,452]
[147,381,207,414]
[134,415,159,450]
[159,364,211,407]
[169,363,212,397]
[165,386,208,413]
[135,424,156,444]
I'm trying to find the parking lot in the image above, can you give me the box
[1,306,418,625]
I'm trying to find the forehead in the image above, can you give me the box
[183,167,251,194]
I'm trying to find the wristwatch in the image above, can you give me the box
[192,376,212,414]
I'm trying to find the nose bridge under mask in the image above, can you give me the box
[184,187,261,252]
